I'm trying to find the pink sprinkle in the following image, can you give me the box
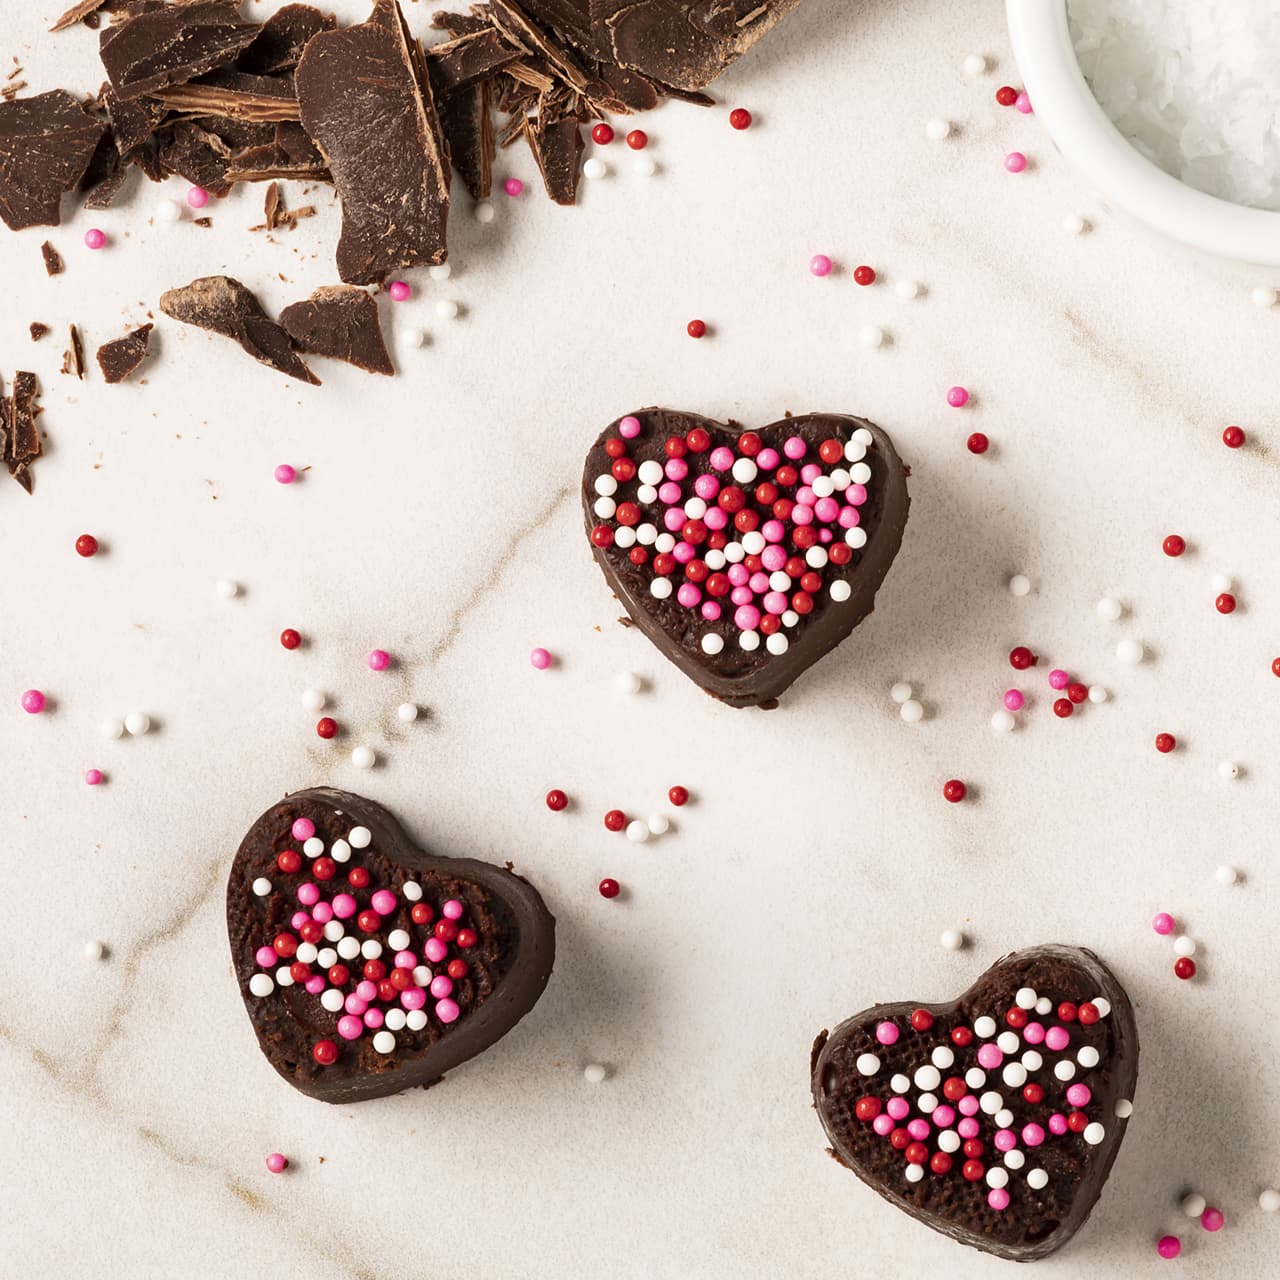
[709,446,735,472]
[20,689,46,714]
[400,987,426,1010]
[1015,92,1033,114]
[887,1097,910,1121]
[370,889,397,915]
[297,882,320,906]
[424,937,447,963]
[1023,1021,1045,1045]
[337,1014,363,1040]
[504,177,524,196]
[872,1114,894,1137]
[387,280,411,302]
[958,1097,980,1118]
[83,228,106,250]
[435,997,461,1023]
[85,768,104,786]
[304,976,325,994]
[1021,1122,1045,1147]
[757,448,779,470]
[345,993,368,1015]
[1152,912,1176,935]
[430,975,454,998]
[1048,668,1069,690]
[363,1007,384,1028]
[700,601,722,622]
[291,818,315,841]
[783,436,807,460]
[1048,1113,1068,1135]
[311,902,333,924]
[946,386,970,408]
[1005,151,1028,173]
[906,1119,930,1141]
[809,254,833,277]
[1066,1083,1092,1107]
[274,463,297,484]
[1045,1026,1070,1052]
[368,649,391,671]
[331,893,357,919]
[957,1117,980,1138]
[265,1152,288,1174]
[442,899,464,920]
[875,1020,899,1046]
[676,583,701,607]
[530,647,552,670]
[290,911,308,930]
[994,1129,1016,1152]
[1157,1235,1181,1260]
[394,950,416,969]
[1201,1208,1224,1232]
[187,186,209,209]
[977,1043,1003,1069]
[1003,689,1024,712]
[255,946,276,968]
[988,1189,1011,1211]
[664,458,689,481]
[618,415,642,439]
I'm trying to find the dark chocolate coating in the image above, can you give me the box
[228,789,555,1104]
[811,946,1139,1262]
[583,409,909,708]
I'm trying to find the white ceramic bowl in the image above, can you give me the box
[1006,0,1280,265]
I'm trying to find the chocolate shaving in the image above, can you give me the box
[279,285,394,376]
[41,241,65,276]
[426,29,522,98]
[63,324,86,379]
[430,10,491,39]
[51,0,112,33]
[159,275,319,384]
[526,115,583,205]
[30,322,49,341]
[436,81,493,200]
[157,70,301,121]
[4,372,42,494]
[0,91,107,230]
[296,0,450,285]
[263,180,281,229]
[225,121,328,183]
[96,323,153,382]
[237,4,335,76]
[100,1,261,101]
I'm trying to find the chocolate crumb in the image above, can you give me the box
[3,371,43,494]
[96,323,153,383]
[29,322,50,342]
[279,286,394,376]
[193,215,212,227]
[263,180,281,230]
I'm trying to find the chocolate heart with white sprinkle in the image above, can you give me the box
[582,409,909,708]
[811,946,1138,1262]
[228,789,555,1104]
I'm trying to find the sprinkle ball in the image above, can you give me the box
[367,649,391,671]
[187,186,209,208]
[75,534,99,557]
[387,281,411,301]
[598,878,620,899]
[947,386,970,408]
[1201,1207,1225,1232]
[1004,152,1028,174]
[1222,425,1246,449]
[20,689,46,714]
[809,254,833,277]
[529,647,553,670]
[584,1063,608,1083]
[1156,1236,1181,1260]
[591,123,614,145]
[1152,912,1176,935]
[503,178,523,197]
[84,228,107,249]
[729,108,752,130]
[265,1153,288,1174]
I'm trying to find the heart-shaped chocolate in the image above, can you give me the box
[227,788,555,1104]
[583,409,909,707]
[811,946,1138,1262]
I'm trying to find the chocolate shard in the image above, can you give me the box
[101,82,168,157]
[279,286,394,376]
[526,115,583,205]
[0,91,107,230]
[487,0,593,96]
[296,0,450,285]
[237,4,336,76]
[594,60,659,111]
[99,1,261,101]
[436,81,493,200]
[41,241,64,276]
[50,0,111,33]
[63,324,86,379]
[157,120,234,195]
[6,371,42,493]
[426,28,522,98]
[96,323,153,383]
[159,275,319,384]
[155,71,301,122]
[30,322,50,341]
[430,10,491,38]
[225,121,329,183]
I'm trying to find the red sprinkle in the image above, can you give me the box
[1222,425,1246,449]
[316,717,337,739]
[1174,956,1196,980]
[687,319,707,339]
[75,534,99,557]
[950,1025,974,1047]
[1273,657,1280,678]
[1066,682,1088,704]
[280,628,301,650]
[604,809,626,832]
[668,785,689,806]
[626,129,648,150]
[1022,1083,1044,1104]
[277,849,301,874]
[1057,1001,1078,1022]
[910,1008,934,1032]
[312,1039,338,1065]
[853,265,876,286]
[1215,592,1237,614]
[966,432,990,455]
[447,959,467,980]
[1162,534,1186,557]
[591,122,614,145]
[728,107,752,130]
[598,877,620,899]
[347,866,370,889]
[410,902,432,925]
[1009,646,1037,670]
[995,85,1018,106]
[1078,1002,1101,1026]
[1155,732,1176,754]
[1053,698,1073,718]
[456,928,477,948]
[943,779,967,803]
[545,788,568,812]
[855,1096,881,1121]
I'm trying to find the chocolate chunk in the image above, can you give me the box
[63,324,86,379]
[225,121,329,183]
[296,0,450,285]
[101,82,168,157]
[5,372,42,493]
[99,1,260,101]
[0,91,107,230]
[430,10,491,38]
[526,115,583,205]
[159,275,319,384]
[279,286,394,376]
[41,241,64,276]
[155,72,301,122]
[96,324,152,383]
[487,0,594,96]
[50,0,111,33]
[436,81,493,201]
[157,120,233,195]
[237,4,335,76]
[595,60,659,111]
[426,28,521,98]
[29,322,50,341]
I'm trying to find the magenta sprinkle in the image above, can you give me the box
[618,416,642,439]
[529,647,552,670]
[1152,912,1176,935]
[1005,151,1028,173]
[1003,689,1024,712]
[367,649,391,671]
[1015,92,1033,114]
[504,177,524,196]
[187,186,209,209]
[274,463,297,485]
[1157,1235,1181,1259]
[265,1152,288,1174]
[387,281,411,302]
[809,254,833,277]
[1048,668,1069,690]
[1201,1208,1224,1232]
[291,817,315,841]
[946,386,970,408]
[20,689,46,714]
[83,228,106,250]
[85,768,103,786]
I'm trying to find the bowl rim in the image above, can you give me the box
[1006,0,1280,266]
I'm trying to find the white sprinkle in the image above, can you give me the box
[979,1090,1003,1115]
[352,745,375,770]
[917,1092,937,1113]
[1083,1122,1106,1145]
[429,263,452,282]
[638,460,664,485]
[905,1163,924,1183]
[739,630,760,652]
[996,1031,1020,1054]
[330,840,350,864]
[583,157,607,179]
[647,814,670,836]
[830,580,852,603]
[1251,286,1278,308]
[894,279,922,300]
[316,948,336,967]
[986,1167,1009,1189]
[295,943,317,964]
[83,940,105,961]
[899,699,924,724]
[913,1064,941,1091]
[890,682,913,704]
[348,825,371,849]
[962,53,987,76]
[650,577,673,600]
[400,327,426,349]
[302,837,323,858]
[1021,1050,1043,1072]
[397,702,419,723]
[248,973,274,997]
[991,709,1016,733]
[372,1031,396,1054]
[1095,597,1123,621]
[938,1130,961,1153]
[633,155,656,177]
[301,688,326,712]
[853,428,873,446]
[1182,1192,1207,1217]
[319,987,344,1012]
[325,922,347,944]
[1215,864,1239,885]
[434,299,459,321]
[1114,1098,1134,1119]
[1036,997,1052,1015]
[1115,638,1145,665]
[964,1067,986,1090]
[594,474,617,497]
[275,965,294,987]
[1077,1046,1100,1069]
[1054,1060,1076,1082]
[1217,760,1240,781]
[124,711,151,735]
[402,881,421,901]
[732,457,758,485]
[216,578,240,599]
[474,200,495,223]
[1062,212,1087,235]
[412,965,431,987]
[361,939,382,960]
[973,1016,996,1038]
[858,324,885,349]
[1259,1189,1280,1213]
[252,877,272,897]
[931,1046,955,1069]
[1015,986,1038,1009]
[406,1009,428,1031]
[626,820,649,844]
[1212,573,1234,594]
[856,1052,880,1076]
[1088,685,1109,703]
[940,928,965,951]
[336,936,360,959]
[765,633,789,656]
[1002,1063,1028,1088]
[701,633,724,656]
[154,198,183,223]
[846,526,868,549]
[925,118,951,141]
[1092,998,1111,1018]
[1008,574,1031,597]
[1173,935,1197,957]
[1027,1168,1049,1191]
[387,929,410,951]
[890,1074,910,1094]
[614,671,643,695]
[384,1008,408,1031]
[848,462,872,484]
[1004,1149,1026,1170]
[100,718,125,741]
[583,1063,607,1084]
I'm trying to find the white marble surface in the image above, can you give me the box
[3,2,1279,1276]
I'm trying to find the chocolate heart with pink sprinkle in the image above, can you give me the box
[811,946,1139,1262]
[582,409,909,707]
[228,789,555,1103]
